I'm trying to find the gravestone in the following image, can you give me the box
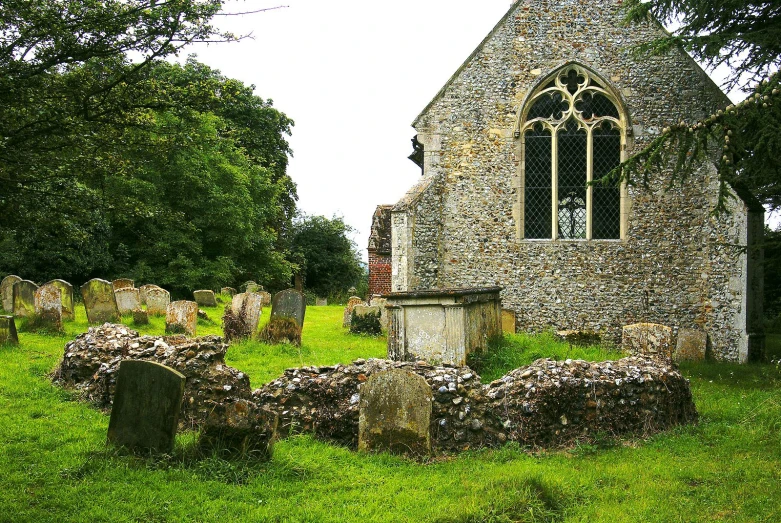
[221,287,236,297]
[258,291,272,307]
[343,296,365,327]
[315,297,328,306]
[622,323,674,360]
[193,290,217,307]
[674,328,708,362]
[112,279,134,291]
[270,289,306,327]
[34,284,63,331]
[358,368,433,456]
[133,309,149,325]
[166,301,199,336]
[145,287,170,316]
[115,287,141,315]
[139,284,161,306]
[12,280,38,318]
[1,275,22,312]
[107,360,186,454]
[369,296,389,332]
[0,316,19,345]
[243,281,261,294]
[81,279,120,324]
[231,292,263,334]
[45,280,74,320]
[502,309,516,334]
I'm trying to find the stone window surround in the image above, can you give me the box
[513,63,632,243]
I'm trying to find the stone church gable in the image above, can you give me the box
[381,0,765,362]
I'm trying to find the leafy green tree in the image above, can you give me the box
[291,215,364,299]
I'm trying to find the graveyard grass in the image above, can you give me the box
[1,299,780,522]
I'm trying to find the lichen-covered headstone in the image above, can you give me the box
[622,323,674,360]
[369,297,389,332]
[502,309,516,334]
[107,360,185,454]
[0,315,19,345]
[270,289,306,328]
[221,287,236,297]
[132,309,149,325]
[45,279,74,320]
[243,281,261,294]
[12,280,38,318]
[231,292,263,334]
[674,328,708,362]
[145,287,170,316]
[115,287,141,315]
[112,278,134,292]
[81,279,120,324]
[139,284,161,306]
[1,275,22,312]
[193,290,217,307]
[315,297,328,306]
[358,368,433,456]
[343,296,365,327]
[258,291,272,307]
[34,284,63,331]
[166,300,199,336]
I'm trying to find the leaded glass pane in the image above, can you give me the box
[527,91,568,121]
[524,127,552,239]
[592,124,621,239]
[557,122,587,239]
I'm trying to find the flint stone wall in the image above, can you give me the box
[255,356,696,451]
[389,0,762,362]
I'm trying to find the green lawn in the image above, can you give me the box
[1,301,779,522]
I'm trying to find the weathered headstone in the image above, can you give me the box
[45,279,74,320]
[315,297,328,306]
[1,275,22,312]
[270,289,306,327]
[358,369,433,456]
[112,278,134,292]
[343,296,365,327]
[369,296,389,332]
[674,328,708,362]
[622,323,674,360]
[231,292,263,334]
[165,300,199,336]
[145,287,170,316]
[115,287,141,315]
[0,315,19,345]
[139,284,161,306]
[258,291,272,307]
[221,287,236,297]
[243,281,261,294]
[107,360,185,454]
[132,309,149,325]
[81,279,120,324]
[34,284,63,331]
[502,309,516,334]
[12,280,38,318]
[193,290,217,307]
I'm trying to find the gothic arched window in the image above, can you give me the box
[519,66,625,240]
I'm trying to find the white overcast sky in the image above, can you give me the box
[186,1,776,260]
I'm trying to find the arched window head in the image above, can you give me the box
[518,65,626,240]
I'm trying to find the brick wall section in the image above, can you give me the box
[368,205,394,296]
[389,0,763,361]
[368,252,392,296]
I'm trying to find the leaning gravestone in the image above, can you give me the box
[145,287,170,316]
[12,280,38,318]
[81,279,120,324]
[343,296,365,327]
[369,297,389,332]
[112,279,134,291]
[107,360,186,454]
[258,291,272,307]
[115,287,141,315]
[270,289,306,328]
[34,284,63,331]
[0,316,19,345]
[622,323,674,360]
[243,281,261,294]
[231,292,263,334]
[139,284,161,306]
[674,328,708,362]
[166,301,199,336]
[193,290,217,307]
[45,280,74,320]
[221,287,236,297]
[1,275,22,312]
[358,368,433,456]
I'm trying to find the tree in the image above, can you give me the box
[291,215,364,299]
[615,0,781,214]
